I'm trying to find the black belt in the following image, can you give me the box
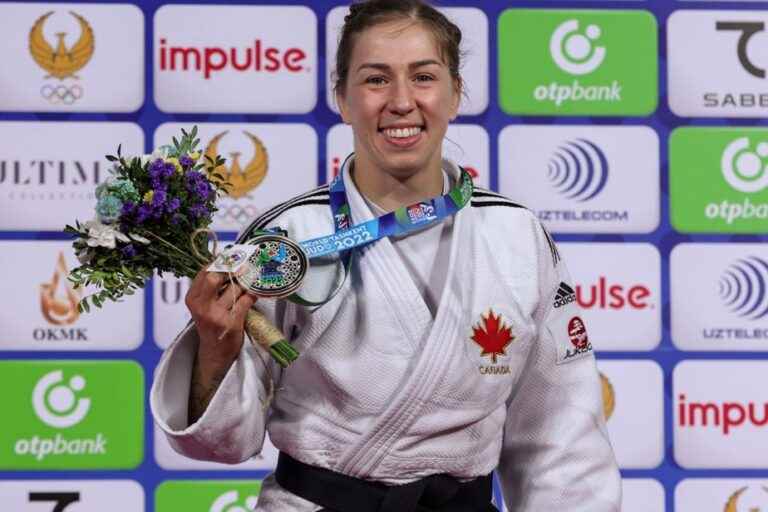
[275,451,498,512]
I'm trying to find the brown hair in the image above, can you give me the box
[333,0,464,97]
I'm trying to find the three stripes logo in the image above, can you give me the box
[719,256,768,320]
[548,139,609,202]
[553,281,576,308]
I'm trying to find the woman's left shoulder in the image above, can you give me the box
[468,186,537,227]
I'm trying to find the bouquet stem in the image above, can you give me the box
[245,309,299,368]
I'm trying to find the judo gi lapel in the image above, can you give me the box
[341,159,435,349]
[336,159,472,477]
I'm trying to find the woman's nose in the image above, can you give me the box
[388,79,415,114]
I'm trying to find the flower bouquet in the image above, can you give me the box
[65,126,298,367]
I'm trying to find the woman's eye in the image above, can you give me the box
[415,74,434,82]
[366,76,387,85]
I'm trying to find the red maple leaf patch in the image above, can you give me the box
[471,309,514,364]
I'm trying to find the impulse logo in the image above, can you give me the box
[158,38,308,79]
[536,20,621,107]
[704,256,768,342]
[576,277,653,310]
[538,139,628,223]
[677,393,768,435]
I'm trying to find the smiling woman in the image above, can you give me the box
[150,1,621,511]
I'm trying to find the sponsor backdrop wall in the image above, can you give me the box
[0,0,767,510]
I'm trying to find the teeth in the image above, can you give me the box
[384,127,422,138]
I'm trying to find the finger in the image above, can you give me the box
[231,292,257,323]
[197,271,228,300]
[215,280,247,308]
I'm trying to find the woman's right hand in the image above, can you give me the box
[185,269,257,423]
[185,269,257,364]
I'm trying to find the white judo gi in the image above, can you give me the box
[150,157,621,511]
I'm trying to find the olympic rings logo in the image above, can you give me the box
[41,84,83,105]
[217,203,259,226]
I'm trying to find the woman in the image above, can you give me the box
[150,1,621,510]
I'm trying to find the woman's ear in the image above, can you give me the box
[336,90,352,125]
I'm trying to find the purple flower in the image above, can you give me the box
[164,162,176,177]
[152,189,167,208]
[121,200,136,216]
[166,197,181,213]
[188,203,209,219]
[136,203,152,224]
[180,155,194,168]
[121,244,137,258]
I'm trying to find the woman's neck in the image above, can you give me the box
[351,155,444,212]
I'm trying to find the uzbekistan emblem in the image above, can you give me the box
[471,309,514,364]
[29,11,95,105]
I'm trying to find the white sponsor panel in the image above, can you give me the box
[153,275,190,350]
[0,3,144,112]
[0,122,144,231]
[0,479,144,511]
[0,241,143,350]
[676,478,768,510]
[559,243,661,351]
[623,479,665,512]
[326,123,490,189]
[154,123,318,232]
[674,360,768,468]
[498,125,659,233]
[671,243,768,351]
[155,5,316,113]
[597,361,664,468]
[668,11,768,117]
[154,423,279,471]
[325,6,488,115]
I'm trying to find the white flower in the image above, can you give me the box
[84,220,130,249]
[129,233,150,245]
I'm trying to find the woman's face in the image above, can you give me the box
[337,20,460,180]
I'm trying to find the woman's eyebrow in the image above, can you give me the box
[355,59,443,73]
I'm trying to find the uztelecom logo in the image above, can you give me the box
[498,9,657,115]
[498,125,659,234]
[156,480,262,512]
[0,361,143,469]
[671,128,768,233]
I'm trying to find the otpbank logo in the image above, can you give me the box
[154,5,316,113]
[0,361,143,469]
[671,243,768,351]
[498,10,657,116]
[674,360,768,468]
[156,480,262,512]
[670,128,768,233]
[498,125,659,233]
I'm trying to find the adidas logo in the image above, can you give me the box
[553,282,576,308]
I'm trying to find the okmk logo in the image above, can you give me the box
[719,256,768,321]
[721,137,768,194]
[725,486,768,511]
[210,490,258,512]
[29,11,94,105]
[32,370,90,428]
[550,20,606,76]
[670,128,768,233]
[547,139,608,201]
[29,492,80,511]
[716,21,766,79]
